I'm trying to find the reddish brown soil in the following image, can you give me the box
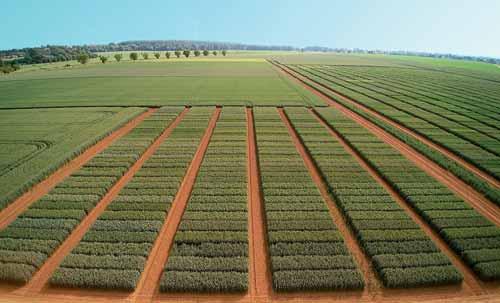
[272,62,500,226]
[130,107,221,303]
[277,108,381,300]
[246,107,272,299]
[309,108,483,295]
[15,108,189,295]
[272,61,500,189]
[0,109,157,230]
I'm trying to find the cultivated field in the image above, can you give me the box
[0,52,499,303]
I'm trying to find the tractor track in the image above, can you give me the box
[246,107,273,300]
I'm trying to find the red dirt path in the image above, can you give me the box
[0,108,157,230]
[246,107,272,300]
[130,107,221,303]
[274,61,500,189]
[271,61,500,227]
[16,107,189,295]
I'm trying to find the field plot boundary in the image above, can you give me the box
[277,107,380,299]
[308,108,483,295]
[15,107,188,295]
[0,109,156,230]
[131,107,221,303]
[270,60,500,189]
[270,61,500,226]
[246,107,272,298]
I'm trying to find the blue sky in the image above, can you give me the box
[2,0,500,57]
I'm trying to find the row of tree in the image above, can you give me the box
[78,50,228,64]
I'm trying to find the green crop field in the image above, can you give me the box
[0,107,144,210]
[0,60,324,108]
[0,51,499,302]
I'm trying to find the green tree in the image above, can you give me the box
[194,50,201,57]
[142,52,149,60]
[99,56,108,64]
[203,50,209,56]
[154,52,161,59]
[212,50,218,56]
[183,50,191,58]
[114,53,123,62]
[222,50,227,56]
[130,52,138,61]
[165,51,171,59]
[76,53,89,64]
[174,51,181,58]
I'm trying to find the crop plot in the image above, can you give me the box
[161,107,249,292]
[254,107,364,291]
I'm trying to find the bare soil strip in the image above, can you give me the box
[277,107,380,300]
[309,108,484,295]
[0,109,157,230]
[271,62,500,226]
[271,60,500,189]
[131,107,221,303]
[15,108,189,295]
[246,107,272,299]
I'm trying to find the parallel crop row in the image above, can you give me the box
[333,66,500,115]
[322,67,500,147]
[160,107,248,293]
[0,107,146,211]
[0,107,180,284]
[49,107,214,290]
[330,66,500,123]
[254,107,364,291]
[285,107,462,288]
[291,65,500,180]
[315,107,500,281]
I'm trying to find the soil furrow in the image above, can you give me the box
[15,107,188,295]
[271,61,500,226]
[309,107,484,295]
[270,60,500,189]
[246,107,272,299]
[277,107,380,300]
[0,109,157,230]
[131,107,221,303]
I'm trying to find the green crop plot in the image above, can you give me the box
[161,107,249,293]
[0,107,144,210]
[254,107,364,291]
[0,61,324,108]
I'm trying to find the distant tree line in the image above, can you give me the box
[84,40,295,52]
[2,40,498,68]
[0,46,96,65]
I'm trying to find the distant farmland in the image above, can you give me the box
[0,52,499,303]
